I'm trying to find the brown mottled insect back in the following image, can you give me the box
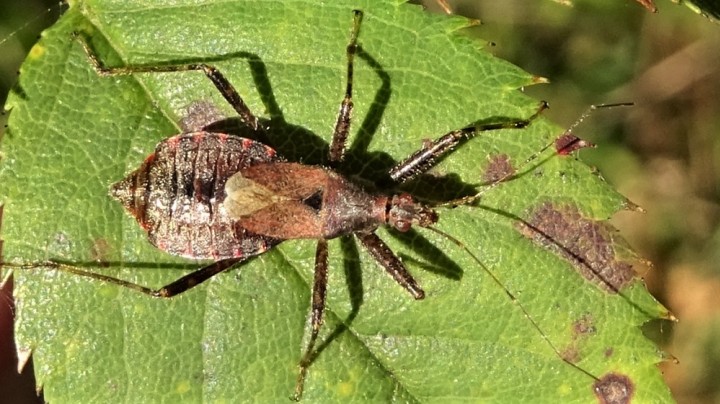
[111,133,282,261]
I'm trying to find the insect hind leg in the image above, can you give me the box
[5,258,242,298]
[72,31,260,130]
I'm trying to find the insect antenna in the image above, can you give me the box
[435,102,634,209]
[424,225,601,381]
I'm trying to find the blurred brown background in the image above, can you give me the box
[2,0,719,402]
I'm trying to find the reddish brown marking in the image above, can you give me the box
[604,348,614,358]
[191,132,206,143]
[517,202,635,293]
[482,154,515,183]
[555,134,595,155]
[142,152,156,167]
[165,135,181,148]
[242,138,254,149]
[264,145,276,158]
[593,373,634,404]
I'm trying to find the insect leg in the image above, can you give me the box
[294,239,330,401]
[389,101,549,183]
[72,32,260,130]
[7,258,241,298]
[357,232,425,300]
[328,10,363,164]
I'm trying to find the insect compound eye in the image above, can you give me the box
[394,220,412,232]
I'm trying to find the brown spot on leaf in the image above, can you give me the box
[517,202,635,292]
[573,314,597,336]
[593,373,634,404]
[604,348,614,358]
[573,314,597,338]
[562,314,597,363]
[482,154,515,183]
[561,346,580,363]
[555,133,595,155]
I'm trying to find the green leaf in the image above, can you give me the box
[1,0,672,402]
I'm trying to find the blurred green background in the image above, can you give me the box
[1,0,719,402]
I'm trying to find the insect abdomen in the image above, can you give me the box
[111,132,280,260]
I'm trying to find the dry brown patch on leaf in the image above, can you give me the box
[573,314,597,336]
[561,314,597,363]
[517,202,635,293]
[482,154,515,183]
[593,373,634,404]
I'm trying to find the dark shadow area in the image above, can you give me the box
[389,228,463,280]
[304,236,364,367]
[0,277,44,404]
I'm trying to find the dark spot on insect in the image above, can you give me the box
[180,100,226,132]
[555,133,595,155]
[89,238,111,267]
[482,153,515,183]
[593,373,634,404]
[516,202,635,293]
[302,190,324,212]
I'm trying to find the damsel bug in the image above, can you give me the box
[2,8,636,401]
